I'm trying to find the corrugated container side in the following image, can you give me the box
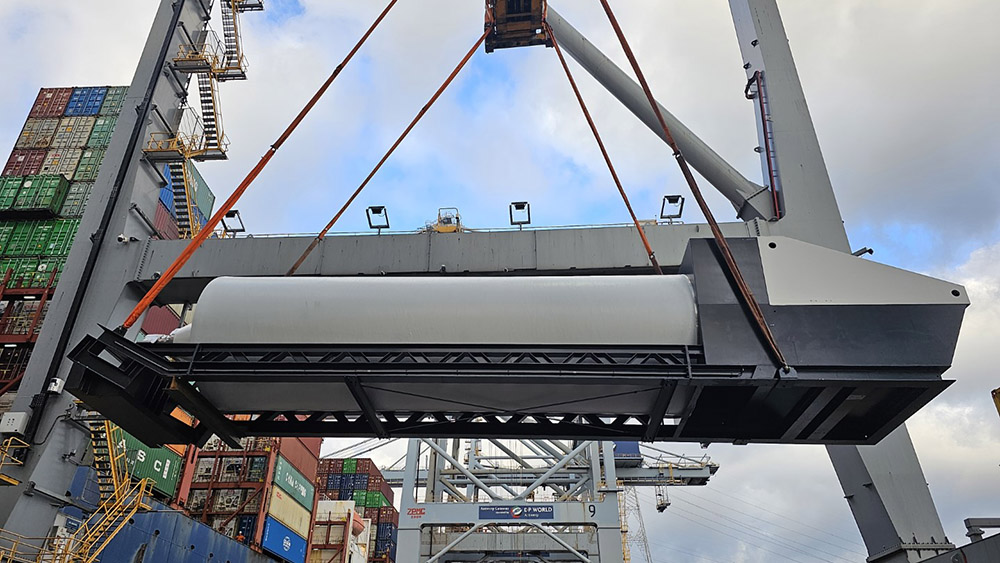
[121,430,184,497]
[86,115,117,148]
[73,148,105,182]
[33,256,65,287]
[274,455,315,511]
[59,182,92,218]
[381,480,394,505]
[279,437,320,481]
[25,220,53,254]
[0,221,15,251]
[15,118,59,150]
[4,222,36,255]
[158,183,175,215]
[29,88,73,118]
[0,257,38,286]
[267,487,311,539]
[3,150,46,177]
[153,201,179,240]
[65,87,108,117]
[51,117,96,148]
[247,455,268,482]
[185,161,216,216]
[99,86,129,116]
[40,149,82,180]
[43,219,79,256]
[14,175,70,214]
[343,458,357,474]
[262,516,307,563]
[0,177,23,210]
[140,305,181,336]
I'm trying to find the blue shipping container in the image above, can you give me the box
[374,538,396,557]
[326,473,342,490]
[339,488,354,500]
[613,441,641,459]
[377,521,397,540]
[158,183,175,216]
[93,500,274,563]
[65,87,108,117]
[237,514,257,543]
[262,516,307,563]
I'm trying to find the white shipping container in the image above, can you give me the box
[193,458,215,482]
[268,486,310,539]
[51,117,95,148]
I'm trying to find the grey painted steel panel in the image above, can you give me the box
[176,275,699,345]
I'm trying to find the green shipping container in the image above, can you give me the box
[0,257,39,285]
[26,220,54,255]
[186,161,216,217]
[14,175,70,214]
[87,116,117,148]
[4,222,36,255]
[0,177,23,211]
[273,455,315,511]
[74,148,105,182]
[32,256,65,287]
[99,86,128,116]
[59,182,92,218]
[44,220,79,256]
[353,490,368,507]
[119,430,183,497]
[343,458,357,474]
[0,221,14,252]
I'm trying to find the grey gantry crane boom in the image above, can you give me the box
[0,1,978,562]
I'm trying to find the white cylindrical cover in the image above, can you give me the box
[176,276,698,345]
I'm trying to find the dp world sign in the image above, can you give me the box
[479,505,554,520]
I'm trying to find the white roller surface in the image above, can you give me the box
[176,276,698,345]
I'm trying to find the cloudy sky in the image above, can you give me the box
[1,1,998,561]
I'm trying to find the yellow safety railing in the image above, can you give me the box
[0,437,29,486]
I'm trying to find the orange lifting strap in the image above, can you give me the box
[597,0,788,370]
[121,1,400,330]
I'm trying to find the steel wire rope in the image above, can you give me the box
[656,503,825,563]
[635,489,849,563]
[285,26,493,275]
[596,0,789,371]
[697,484,866,547]
[543,20,663,275]
[660,492,857,563]
[669,488,867,557]
[119,0,400,330]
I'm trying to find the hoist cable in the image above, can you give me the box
[544,22,663,275]
[597,0,789,371]
[120,0,400,330]
[286,28,491,276]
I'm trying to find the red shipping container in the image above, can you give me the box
[378,506,399,526]
[367,474,384,492]
[356,459,373,474]
[381,481,394,505]
[331,459,343,473]
[141,305,181,336]
[321,490,340,501]
[278,437,319,481]
[364,507,379,522]
[153,201,179,240]
[3,149,46,176]
[29,88,73,118]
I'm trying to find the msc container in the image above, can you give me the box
[51,117,96,148]
[15,118,59,150]
[14,175,70,214]
[268,487,311,539]
[40,149,82,180]
[43,219,79,256]
[73,148,105,182]
[0,177,23,210]
[262,515,307,563]
[274,455,315,511]
[154,200,179,240]
[100,86,129,116]
[4,222,36,255]
[121,430,183,497]
[29,88,73,118]
[140,305,180,336]
[86,115,117,148]
[3,150,46,177]
[59,182,92,218]
[65,87,108,116]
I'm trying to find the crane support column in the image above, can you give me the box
[729,1,953,560]
[0,0,207,537]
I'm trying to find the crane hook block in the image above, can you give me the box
[485,0,553,53]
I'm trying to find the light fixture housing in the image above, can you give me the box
[366,206,390,230]
[509,201,531,226]
[660,195,685,220]
[221,209,246,234]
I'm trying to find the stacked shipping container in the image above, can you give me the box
[178,436,322,563]
[316,458,398,562]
